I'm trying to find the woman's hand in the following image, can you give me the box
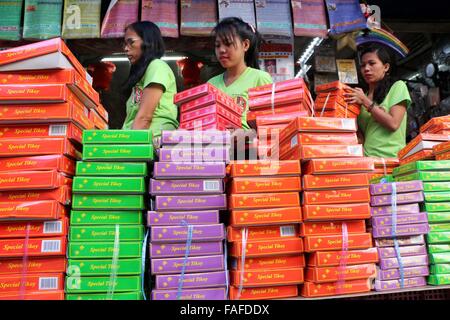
[344,87,372,108]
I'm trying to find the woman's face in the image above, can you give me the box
[124,28,143,65]
[360,51,390,85]
[215,34,249,69]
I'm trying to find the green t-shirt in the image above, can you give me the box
[358,80,412,158]
[208,67,273,129]
[122,59,179,137]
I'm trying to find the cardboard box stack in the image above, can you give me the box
[227,160,304,300]
[433,141,450,161]
[65,130,152,300]
[392,160,450,286]
[397,133,449,166]
[314,81,360,119]
[420,115,450,135]
[370,179,430,291]
[149,130,229,300]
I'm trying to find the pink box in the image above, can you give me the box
[153,162,226,179]
[371,203,420,217]
[155,271,228,289]
[370,192,424,207]
[371,212,428,227]
[147,210,220,226]
[151,255,225,275]
[158,146,230,162]
[372,223,429,238]
[160,130,231,146]
[150,224,225,243]
[369,181,423,195]
[375,277,427,291]
[149,241,223,258]
[149,179,224,195]
[377,245,428,259]
[375,235,425,248]
[154,195,227,211]
[151,287,227,300]
[377,266,429,281]
[379,255,428,270]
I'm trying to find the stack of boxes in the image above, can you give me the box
[392,160,450,287]
[65,130,151,300]
[227,160,304,300]
[420,115,450,135]
[434,141,450,161]
[397,133,449,166]
[314,81,360,119]
[369,180,430,291]
[149,130,229,300]
[368,158,400,184]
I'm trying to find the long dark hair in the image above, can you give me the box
[212,17,261,69]
[124,21,165,93]
[359,44,396,104]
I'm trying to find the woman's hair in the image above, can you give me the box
[212,17,261,69]
[124,21,165,93]
[359,44,396,104]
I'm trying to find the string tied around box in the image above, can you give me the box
[236,227,249,300]
[176,222,194,300]
[141,228,150,300]
[106,224,120,300]
[336,222,349,295]
[391,183,405,288]
[19,223,31,300]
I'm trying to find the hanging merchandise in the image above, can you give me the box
[0,0,23,40]
[141,0,179,38]
[336,59,358,84]
[23,0,63,39]
[101,0,139,38]
[325,0,367,35]
[62,0,101,39]
[291,0,328,38]
[258,36,295,82]
[255,0,293,37]
[356,28,410,58]
[217,0,256,27]
[180,0,218,36]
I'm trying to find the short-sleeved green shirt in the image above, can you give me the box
[358,80,412,158]
[208,67,273,129]
[122,59,179,137]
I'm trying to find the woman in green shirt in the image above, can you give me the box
[122,21,178,137]
[345,44,412,158]
[208,17,272,129]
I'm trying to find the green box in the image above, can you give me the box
[67,259,142,276]
[76,162,148,177]
[68,241,143,259]
[83,130,152,144]
[72,195,145,210]
[83,145,154,161]
[424,192,450,202]
[428,244,450,253]
[425,202,450,212]
[395,171,450,182]
[429,252,450,264]
[69,225,145,242]
[70,211,143,225]
[65,276,142,293]
[428,212,450,223]
[428,274,450,285]
[430,264,450,275]
[73,177,146,194]
[430,223,450,233]
[370,175,394,184]
[424,182,450,193]
[66,292,143,300]
[427,231,450,244]
[393,160,450,177]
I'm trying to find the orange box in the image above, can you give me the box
[0,122,82,145]
[302,203,371,221]
[0,186,71,205]
[300,220,366,237]
[398,133,449,160]
[0,236,67,257]
[230,160,301,177]
[232,255,305,270]
[247,105,310,123]
[0,218,68,238]
[304,233,373,252]
[256,113,304,127]
[303,173,369,190]
[249,88,307,110]
[399,149,434,165]
[297,145,363,160]
[0,84,86,105]
[301,278,371,297]
[231,268,304,287]
[305,263,376,283]
[0,137,81,160]
[433,140,450,155]
[372,168,394,174]
[96,104,109,123]
[289,132,358,146]
[303,158,374,175]
[0,257,66,274]
[307,248,379,267]
[315,95,361,115]
[420,115,450,133]
[0,170,72,191]
[280,146,302,161]
[303,188,370,205]
[230,176,301,194]
[315,81,352,93]
[249,78,307,98]
[0,273,64,293]
[0,290,65,300]
[321,109,358,119]
[230,238,304,258]
[372,157,399,167]
[436,151,450,160]
[0,155,75,176]
[229,192,300,210]
[0,200,67,221]
[89,109,108,130]
[230,207,302,227]
[229,285,298,300]
[227,225,300,242]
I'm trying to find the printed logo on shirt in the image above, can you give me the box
[133,87,143,104]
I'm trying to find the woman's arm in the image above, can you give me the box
[131,83,164,130]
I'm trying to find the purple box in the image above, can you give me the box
[153,162,226,179]
[375,235,425,248]
[151,255,225,275]
[155,271,228,290]
[379,254,428,270]
[159,146,230,162]
[372,223,430,238]
[371,212,428,228]
[377,245,427,259]
[377,266,429,281]
[149,179,224,195]
[147,210,220,226]
[374,277,427,291]
[161,130,231,146]
[151,287,227,300]
[155,195,227,211]
[149,241,224,258]
[371,203,420,217]
[370,181,423,196]
[370,191,424,207]
[150,224,225,243]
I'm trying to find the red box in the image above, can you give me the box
[307,248,379,267]
[372,157,399,168]
[227,225,300,242]
[303,158,374,175]
[247,105,310,124]
[0,186,71,205]
[304,233,373,252]
[230,176,301,194]
[398,133,449,160]
[301,279,371,297]
[89,109,108,130]
[96,104,108,123]
[305,263,376,283]
[229,192,300,210]
[399,149,434,165]
[0,201,67,221]
[180,103,242,127]
[174,83,221,105]
[249,78,307,98]
[420,115,450,133]
[315,81,352,93]
[0,290,65,300]
[232,255,305,270]
[303,173,369,190]
[230,160,301,177]
[230,238,304,258]
[436,151,450,160]
[302,203,371,221]
[0,84,86,105]
[433,140,450,155]
[0,218,68,239]
[0,273,64,293]
[280,146,301,161]
[321,109,358,119]
[180,113,241,130]
[290,144,363,160]
[0,170,72,191]
[303,188,370,205]
[0,155,75,176]
[0,237,67,257]
[180,93,242,115]
[0,138,81,160]
[249,88,307,110]
[231,268,304,287]
[256,113,305,127]
[229,285,298,300]
[0,257,66,275]
[285,132,358,146]
[230,207,302,227]
[300,220,366,236]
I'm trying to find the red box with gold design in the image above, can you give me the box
[436,151,450,160]
[229,285,298,300]
[304,233,372,252]
[179,113,241,130]
[247,105,310,123]
[303,173,369,190]
[433,140,450,155]
[229,192,300,210]
[174,83,222,105]
[0,155,75,176]
[0,200,67,221]
[0,218,68,238]
[248,88,308,110]
[321,109,358,119]
[230,238,304,258]
[230,268,304,287]
[227,225,300,242]
[89,109,108,130]
[0,290,65,300]
[303,158,374,175]
[180,92,242,115]
[0,236,67,257]
[420,115,450,133]
[303,188,370,205]
[249,78,308,98]
[0,186,71,205]
[229,207,302,227]
[315,81,353,93]
[230,176,301,194]
[398,133,449,160]
[305,263,376,283]
[0,257,66,275]
[0,137,81,160]
[180,103,242,127]
[229,160,300,177]
[399,149,434,165]
[0,273,64,293]
[231,255,305,270]
[307,248,379,267]
[0,170,72,191]
[301,278,371,297]
[298,145,363,160]
[302,203,371,221]
[300,220,366,237]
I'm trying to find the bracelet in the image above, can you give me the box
[367,101,376,113]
